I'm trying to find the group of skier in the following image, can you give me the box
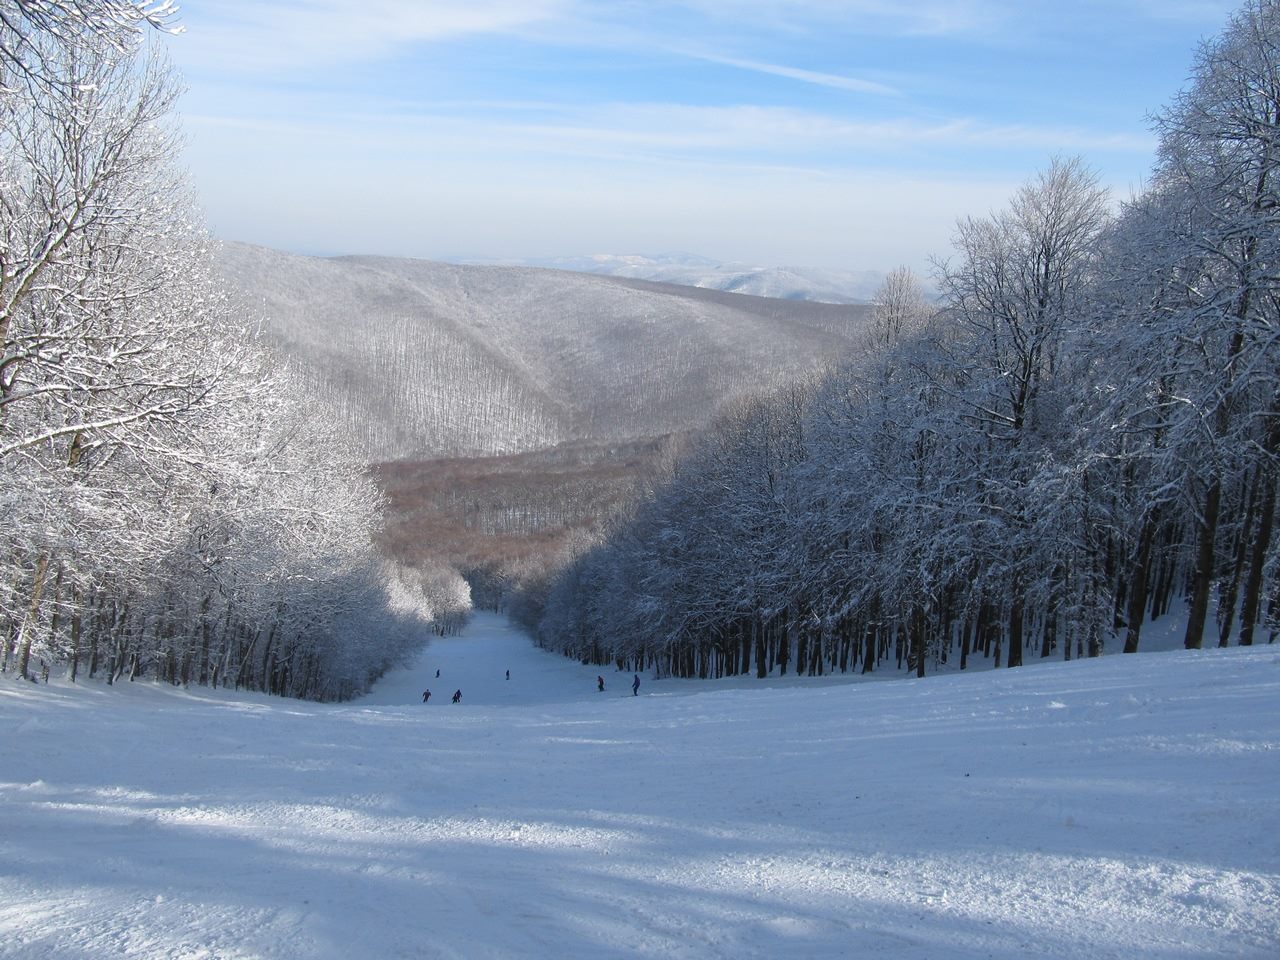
[598,674,641,696]
[421,688,463,703]
[422,668,643,704]
[425,688,459,703]
[421,666,513,704]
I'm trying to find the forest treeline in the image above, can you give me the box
[0,2,470,700]
[520,1,1280,680]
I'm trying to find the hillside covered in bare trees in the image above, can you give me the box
[218,243,873,460]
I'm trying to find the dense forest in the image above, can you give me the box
[524,1,1280,679]
[0,2,469,700]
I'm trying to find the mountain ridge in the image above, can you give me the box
[452,251,886,304]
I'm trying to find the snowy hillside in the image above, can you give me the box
[218,243,872,460]
[3,614,1277,959]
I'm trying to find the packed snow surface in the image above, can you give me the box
[2,612,1278,959]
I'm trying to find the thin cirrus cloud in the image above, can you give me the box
[501,107,1142,171]
[195,97,1153,161]
[175,0,571,72]
[492,105,1105,158]
[666,0,997,37]
[171,1,1093,78]
[681,51,902,97]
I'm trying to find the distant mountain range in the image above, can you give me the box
[217,243,874,461]
[457,253,886,305]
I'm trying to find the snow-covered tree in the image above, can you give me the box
[1145,0,1280,649]
[1,7,454,699]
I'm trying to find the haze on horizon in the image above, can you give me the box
[166,1,1235,274]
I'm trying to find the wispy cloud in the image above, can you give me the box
[684,51,900,96]
[189,96,1155,163]
[466,103,1155,157]
[178,0,571,72]
[667,0,999,38]
[1123,0,1237,24]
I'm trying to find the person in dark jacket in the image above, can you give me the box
[632,674,640,696]
[422,689,431,703]
[452,689,462,703]
[597,675,605,692]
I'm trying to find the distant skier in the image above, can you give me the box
[632,674,640,696]
[506,669,510,680]
[436,668,440,678]
[597,675,605,692]
[452,689,462,703]
[422,689,431,703]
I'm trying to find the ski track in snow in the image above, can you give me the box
[2,611,1279,959]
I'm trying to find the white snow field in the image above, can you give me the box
[2,612,1278,959]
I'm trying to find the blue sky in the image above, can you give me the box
[162,0,1238,273]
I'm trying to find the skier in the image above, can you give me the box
[597,675,605,692]
[436,668,440,678]
[632,674,640,696]
[452,689,462,703]
[422,689,431,703]
[506,669,510,680]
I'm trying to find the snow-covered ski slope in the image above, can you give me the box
[2,612,1278,959]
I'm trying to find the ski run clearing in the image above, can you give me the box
[2,612,1278,960]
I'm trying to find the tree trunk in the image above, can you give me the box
[69,585,83,683]
[1153,524,1178,618]
[909,604,926,678]
[1239,467,1277,647]
[199,606,213,686]
[88,594,102,678]
[15,555,51,681]
[47,566,64,655]
[1185,480,1222,649]
[1218,469,1260,646]
[1123,512,1158,653]
[1,622,15,673]
[1007,596,1024,668]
